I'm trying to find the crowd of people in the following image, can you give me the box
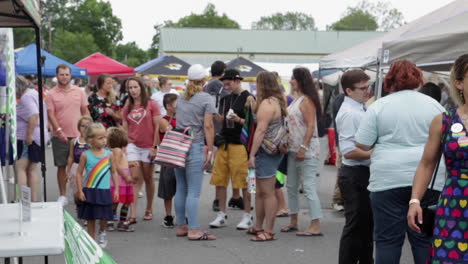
[12,54,468,263]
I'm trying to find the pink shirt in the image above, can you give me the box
[123,100,161,148]
[46,85,88,138]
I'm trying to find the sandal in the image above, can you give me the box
[127,217,137,225]
[143,210,153,221]
[188,231,216,241]
[280,225,298,232]
[246,227,264,235]
[251,231,275,242]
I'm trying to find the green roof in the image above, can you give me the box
[160,28,384,55]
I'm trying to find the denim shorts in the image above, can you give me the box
[255,149,283,179]
[17,140,42,163]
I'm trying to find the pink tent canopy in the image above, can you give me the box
[76,52,135,76]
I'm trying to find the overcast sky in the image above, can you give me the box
[111,0,454,50]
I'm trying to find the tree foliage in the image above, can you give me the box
[115,42,148,67]
[329,9,378,31]
[252,12,316,30]
[52,29,99,63]
[329,0,404,31]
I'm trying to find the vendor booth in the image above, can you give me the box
[76,52,134,83]
[226,57,267,83]
[16,43,88,77]
[136,55,191,80]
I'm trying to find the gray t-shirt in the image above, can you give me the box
[204,78,229,133]
[176,92,217,143]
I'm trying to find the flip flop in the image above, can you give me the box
[296,232,323,237]
[276,212,289,217]
[127,218,137,225]
[280,226,298,232]
[188,231,216,241]
[143,210,153,221]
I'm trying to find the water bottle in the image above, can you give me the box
[247,169,256,194]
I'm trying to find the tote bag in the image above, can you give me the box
[154,127,193,168]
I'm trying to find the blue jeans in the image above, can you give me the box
[370,187,432,264]
[174,143,204,230]
[286,153,322,220]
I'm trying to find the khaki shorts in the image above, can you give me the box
[51,137,73,167]
[210,144,248,189]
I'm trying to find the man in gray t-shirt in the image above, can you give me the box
[204,61,229,134]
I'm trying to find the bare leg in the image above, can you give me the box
[57,166,67,196]
[254,178,265,230]
[87,220,96,238]
[142,162,155,213]
[232,188,241,199]
[258,177,277,233]
[15,158,28,188]
[242,188,251,214]
[216,186,227,212]
[26,162,38,202]
[164,200,172,216]
[275,187,288,215]
[99,220,107,232]
[304,219,322,234]
[130,163,143,219]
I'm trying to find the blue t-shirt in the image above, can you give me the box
[355,90,446,192]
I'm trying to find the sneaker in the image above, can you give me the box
[236,213,253,230]
[117,221,135,232]
[212,199,220,212]
[332,203,345,212]
[229,197,244,210]
[97,231,108,248]
[162,215,175,228]
[107,221,115,232]
[138,192,143,198]
[57,196,69,206]
[209,212,227,228]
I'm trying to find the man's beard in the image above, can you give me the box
[58,79,70,86]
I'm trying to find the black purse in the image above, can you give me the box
[214,133,226,147]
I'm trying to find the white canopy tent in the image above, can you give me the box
[319,0,468,70]
[381,1,468,71]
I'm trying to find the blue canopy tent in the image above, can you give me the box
[15,43,88,77]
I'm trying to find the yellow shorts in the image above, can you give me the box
[210,144,248,189]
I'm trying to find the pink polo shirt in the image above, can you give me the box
[46,85,88,138]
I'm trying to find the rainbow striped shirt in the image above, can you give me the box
[83,149,111,189]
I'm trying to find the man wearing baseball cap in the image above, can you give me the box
[209,69,256,230]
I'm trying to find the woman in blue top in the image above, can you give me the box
[355,60,446,264]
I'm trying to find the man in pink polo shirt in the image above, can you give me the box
[46,64,89,206]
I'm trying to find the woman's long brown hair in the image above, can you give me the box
[255,71,287,116]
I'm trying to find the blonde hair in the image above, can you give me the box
[449,54,468,106]
[184,80,204,100]
[255,72,287,116]
[84,123,106,146]
[76,116,93,131]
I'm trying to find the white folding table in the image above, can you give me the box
[0,202,64,261]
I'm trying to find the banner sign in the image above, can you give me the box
[64,212,116,264]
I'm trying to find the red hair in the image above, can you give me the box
[384,60,423,93]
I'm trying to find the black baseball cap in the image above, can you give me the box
[220,69,243,81]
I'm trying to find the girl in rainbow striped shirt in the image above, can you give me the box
[76,123,118,248]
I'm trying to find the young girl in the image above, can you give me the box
[76,123,118,248]
[158,93,178,228]
[65,116,92,212]
[107,127,135,232]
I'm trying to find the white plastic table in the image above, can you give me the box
[0,202,64,258]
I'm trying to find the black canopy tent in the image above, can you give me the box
[226,56,268,82]
[0,2,48,203]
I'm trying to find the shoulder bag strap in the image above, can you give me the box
[429,111,453,190]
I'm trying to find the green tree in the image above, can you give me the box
[252,12,316,30]
[329,9,378,31]
[114,42,148,67]
[13,28,35,49]
[66,0,123,55]
[52,29,99,63]
[172,3,240,28]
[149,3,240,58]
[355,0,404,30]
